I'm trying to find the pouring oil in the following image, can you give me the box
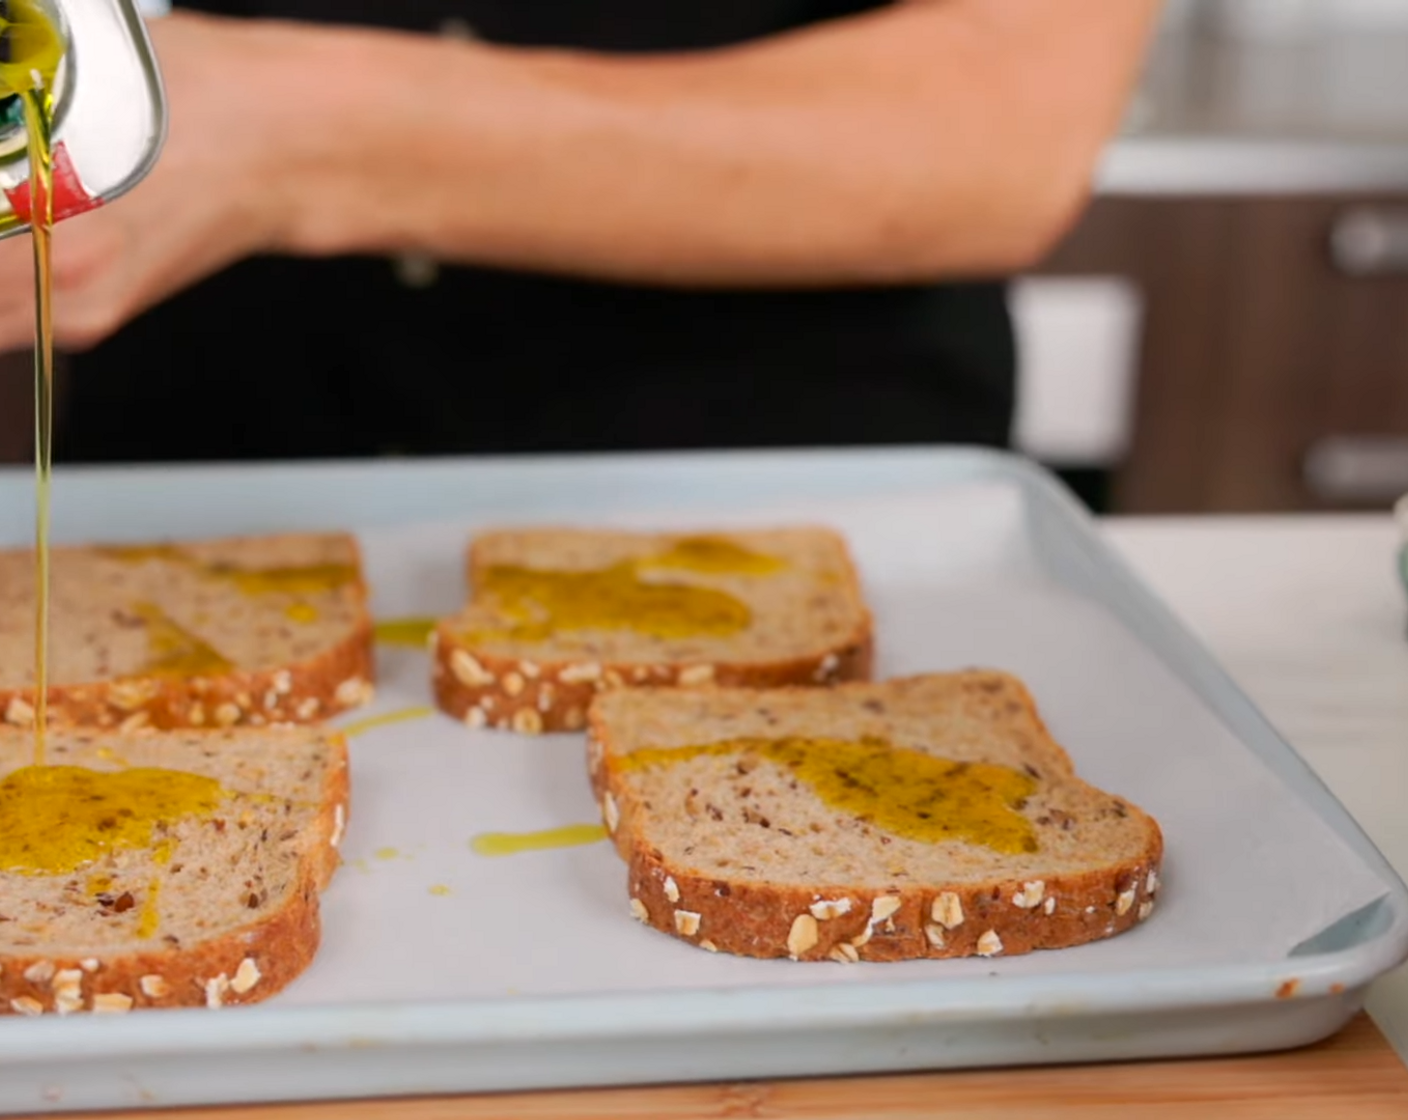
[0,0,65,764]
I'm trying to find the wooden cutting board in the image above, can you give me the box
[22,1013,1408,1120]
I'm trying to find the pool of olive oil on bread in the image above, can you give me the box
[435,528,874,733]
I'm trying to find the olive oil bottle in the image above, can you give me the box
[0,0,166,234]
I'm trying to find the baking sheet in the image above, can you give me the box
[1,450,1404,1114]
[264,480,1384,1007]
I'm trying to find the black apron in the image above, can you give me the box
[57,0,1015,462]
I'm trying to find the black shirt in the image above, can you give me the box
[57,0,1015,462]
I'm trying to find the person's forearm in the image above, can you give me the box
[249,1,1159,286]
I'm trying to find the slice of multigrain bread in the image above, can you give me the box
[588,672,1163,962]
[433,528,873,734]
[0,533,374,731]
[0,726,349,1015]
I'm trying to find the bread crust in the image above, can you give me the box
[587,674,1165,961]
[0,618,374,733]
[0,734,350,1016]
[0,868,323,1014]
[434,626,873,734]
[620,837,1162,962]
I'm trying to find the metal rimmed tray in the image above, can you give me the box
[0,446,1404,1115]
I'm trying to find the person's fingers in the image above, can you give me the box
[0,212,130,353]
[48,211,135,351]
[0,13,287,354]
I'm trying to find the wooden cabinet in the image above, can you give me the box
[0,350,38,465]
[1037,196,1408,514]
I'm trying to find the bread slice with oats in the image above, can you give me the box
[587,672,1163,962]
[0,533,374,732]
[433,527,872,734]
[0,725,348,1015]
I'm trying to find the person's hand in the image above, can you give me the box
[0,12,295,352]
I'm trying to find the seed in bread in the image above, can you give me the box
[434,528,873,733]
[0,533,374,730]
[588,672,1163,961]
[0,725,348,1014]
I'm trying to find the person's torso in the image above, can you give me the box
[59,0,1015,462]
[192,0,883,50]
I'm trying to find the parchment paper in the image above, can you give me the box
[279,481,1388,1006]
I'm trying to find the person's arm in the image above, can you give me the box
[0,0,1161,350]
[269,0,1160,283]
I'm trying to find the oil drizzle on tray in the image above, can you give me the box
[373,617,437,648]
[470,823,608,857]
[615,737,1040,854]
[339,706,434,739]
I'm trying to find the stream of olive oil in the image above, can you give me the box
[1,13,261,942]
[1,0,64,766]
[26,83,52,767]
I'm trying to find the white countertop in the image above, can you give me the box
[1105,514,1408,1056]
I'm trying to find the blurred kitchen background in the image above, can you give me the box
[3,0,1407,516]
[1020,0,1408,514]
